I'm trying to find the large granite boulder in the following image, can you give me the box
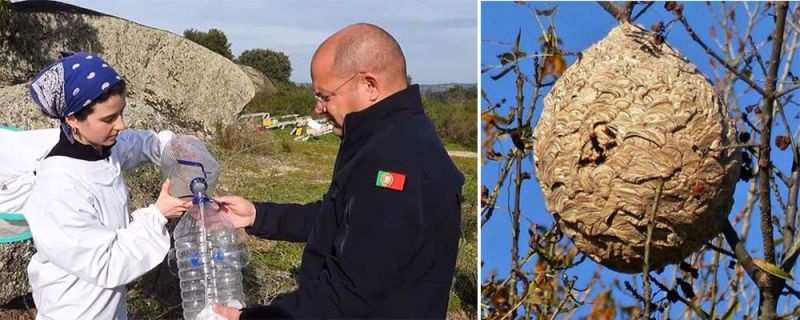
[0,241,35,305]
[239,64,277,96]
[0,0,255,132]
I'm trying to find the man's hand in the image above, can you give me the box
[212,304,241,320]
[215,195,256,228]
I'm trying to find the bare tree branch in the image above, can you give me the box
[631,2,654,22]
[643,179,665,318]
[756,2,789,317]
[675,12,768,96]
[597,1,632,23]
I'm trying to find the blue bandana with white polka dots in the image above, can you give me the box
[29,51,122,143]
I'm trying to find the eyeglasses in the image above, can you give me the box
[314,72,363,105]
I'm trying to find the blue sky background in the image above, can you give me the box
[45,0,477,84]
[482,1,799,318]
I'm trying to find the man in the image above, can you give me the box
[214,23,464,319]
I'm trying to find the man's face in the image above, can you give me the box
[311,52,363,136]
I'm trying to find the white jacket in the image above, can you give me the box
[0,128,60,215]
[23,129,174,320]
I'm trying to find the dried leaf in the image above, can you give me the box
[489,66,514,81]
[565,247,578,263]
[535,5,558,16]
[482,112,510,126]
[588,290,616,320]
[538,25,562,54]
[676,278,696,299]
[497,52,515,66]
[776,135,791,151]
[753,258,794,281]
[738,131,750,143]
[539,51,566,81]
[742,67,753,79]
[650,21,665,33]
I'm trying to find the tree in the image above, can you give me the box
[481,2,800,319]
[183,28,233,60]
[237,48,292,84]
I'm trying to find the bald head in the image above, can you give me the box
[314,23,408,89]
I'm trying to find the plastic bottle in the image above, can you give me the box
[170,160,247,320]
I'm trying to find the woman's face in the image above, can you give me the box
[67,94,127,150]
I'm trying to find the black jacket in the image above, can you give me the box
[241,85,464,319]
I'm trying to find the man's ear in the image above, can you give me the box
[364,74,380,102]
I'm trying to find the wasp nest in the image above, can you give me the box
[533,23,740,273]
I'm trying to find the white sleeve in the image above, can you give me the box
[24,179,170,289]
[111,129,174,170]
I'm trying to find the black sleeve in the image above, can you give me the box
[242,161,428,318]
[244,201,322,242]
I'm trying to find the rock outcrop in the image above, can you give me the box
[0,0,255,132]
[239,64,277,96]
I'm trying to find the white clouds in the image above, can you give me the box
[52,0,476,84]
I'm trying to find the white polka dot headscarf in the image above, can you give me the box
[28,51,122,143]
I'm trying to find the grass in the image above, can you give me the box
[123,123,477,319]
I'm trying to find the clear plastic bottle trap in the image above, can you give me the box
[167,158,248,320]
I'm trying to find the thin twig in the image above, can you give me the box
[706,241,737,258]
[632,2,654,22]
[777,83,800,99]
[482,156,514,226]
[643,179,665,318]
[648,275,712,319]
[674,13,767,96]
[720,220,760,285]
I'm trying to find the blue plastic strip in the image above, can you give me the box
[0,212,26,221]
[0,231,32,243]
[0,125,20,131]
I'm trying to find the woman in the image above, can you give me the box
[22,51,190,320]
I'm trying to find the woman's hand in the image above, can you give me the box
[155,179,191,218]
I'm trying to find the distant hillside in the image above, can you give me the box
[419,83,476,94]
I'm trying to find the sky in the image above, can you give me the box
[46,0,477,85]
[482,1,799,318]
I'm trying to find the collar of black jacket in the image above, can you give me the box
[46,129,114,161]
[341,84,423,143]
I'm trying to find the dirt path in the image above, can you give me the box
[447,150,478,158]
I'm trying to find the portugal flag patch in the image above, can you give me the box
[375,170,406,191]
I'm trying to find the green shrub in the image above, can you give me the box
[238,48,292,84]
[423,86,477,150]
[213,120,277,156]
[184,28,233,59]
[244,82,316,116]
